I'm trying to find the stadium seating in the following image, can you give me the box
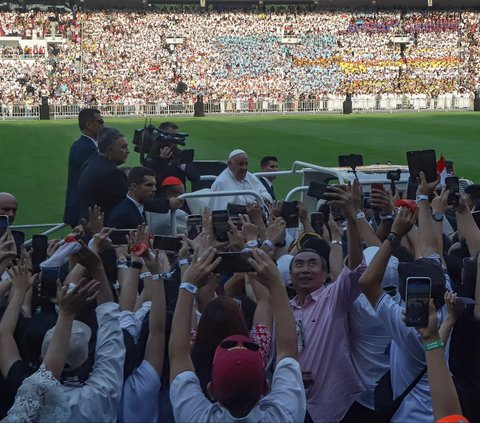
[0,8,477,109]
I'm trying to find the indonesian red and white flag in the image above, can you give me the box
[437,154,447,186]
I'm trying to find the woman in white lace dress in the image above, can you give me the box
[2,265,99,423]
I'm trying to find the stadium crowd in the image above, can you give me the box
[0,8,478,108]
[0,109,479,423]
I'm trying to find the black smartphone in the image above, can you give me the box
[187,214,203,240]
[32,234,48,273]
[153,235,182,252]
[227,203,247,216]
[213,252,254,273]
[11,230,25,252]
[363,194,372,209]
[472,211,480,229]
[40,266,60,298]
[338,154,363,168]
[179,149,194,164]
[110,229,131,245]
[406,176,418,200]
[227,203,247,231]
[307,181,331,200]
[310,212,324,235]
[445,176,460,208]
[406,149,437,183]
[0,215,8,237]
[405,277,431,327]
[212,210,230,242]
[281,201,299,228]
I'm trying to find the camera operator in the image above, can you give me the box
[144,122,200,189]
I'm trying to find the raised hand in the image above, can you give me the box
[7,260,34,293]
[182,247,221,288]
[248,248,282,289]
[81,205,104,236]
[416,171,439,196]
[391,206,416,238]
[266,216,286,245]
[57,278,100,317]
[71,241,103,272]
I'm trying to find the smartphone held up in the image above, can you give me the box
[405,277,431,328]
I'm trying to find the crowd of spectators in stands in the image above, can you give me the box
[0,110,478,423]
[0,7,478,108]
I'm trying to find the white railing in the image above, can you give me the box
[0,96,474,120]
[1,104,40,119]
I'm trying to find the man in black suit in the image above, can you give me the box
[63,108,104,227]
[77,127,128,224]
[257,156,278,201]
[78,127,178,225]
[108,166,183,229]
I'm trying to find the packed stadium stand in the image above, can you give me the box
[0,4,479,115]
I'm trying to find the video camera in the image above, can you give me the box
[132,123,190,165]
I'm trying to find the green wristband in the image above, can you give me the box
[423,339,444,352]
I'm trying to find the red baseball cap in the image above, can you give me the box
[395,199,417,214]
[437,415,469,423]
[161,176,183,187]
[211,335,265,406]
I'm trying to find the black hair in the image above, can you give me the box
[159,122,178,131]
[97,127,124,153]
[289,248,328,274]
[127,166,156,189]
[78,108,101,131]
[260,156,278,167]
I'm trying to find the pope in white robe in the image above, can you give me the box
[209,149,272,211]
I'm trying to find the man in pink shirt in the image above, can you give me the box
[290,185,366,422]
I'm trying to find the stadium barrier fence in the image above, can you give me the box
[0,96,474,120]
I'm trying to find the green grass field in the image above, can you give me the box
[2,112,480,225]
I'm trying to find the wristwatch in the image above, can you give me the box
[386,232,401,248]
[432,212,444,222]
[130,261,143,269]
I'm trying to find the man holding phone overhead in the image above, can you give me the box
[359,172,454,423]
[209,149,272,211]
[289,184,366,423]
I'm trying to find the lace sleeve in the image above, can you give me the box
[250,323,272,367]
[2,364,71,423]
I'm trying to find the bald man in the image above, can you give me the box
[0,193,17,224]
[209,149,272,211]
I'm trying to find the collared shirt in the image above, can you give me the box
[378,254,451,422]
[349,292,401,409]
[209,168,272,211]
[61,302,125,422]
[260,176,273,189]
[127,195,144,217]
[170,357,306,423]
[375,293,448,423]
[290,264,366,423]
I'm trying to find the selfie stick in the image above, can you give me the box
[387,169,401,194]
